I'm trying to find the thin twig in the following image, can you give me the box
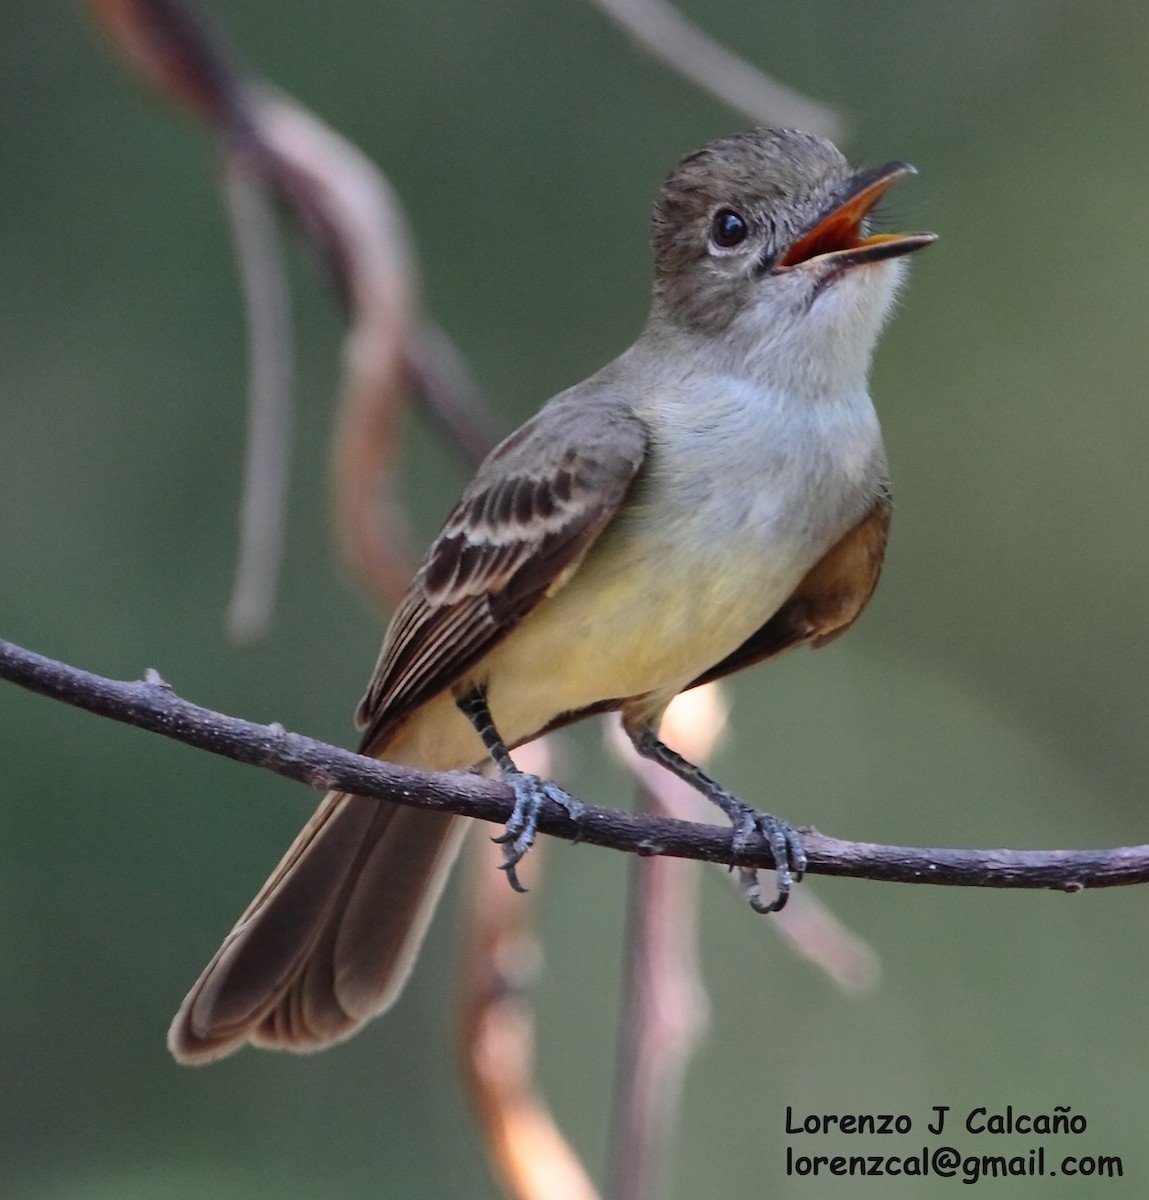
[90,0,431,620]
[588,0,845,141]
[767,886,880,993]
[3,635,1148,891]
[91,0,300,637]
[244,90,422,610]
[220,151,295,641]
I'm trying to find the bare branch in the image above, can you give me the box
[605,693,714,1200]
[404,323,500,472]
[89,0,454,621]
[589,0,845,141]
[608,691,880,992]
[220,152,295,641]
[241,90,422,610]
[91,0,301,637]
[3,635,1147,892]
[459,741,601,1200]
[88,0,251,132]
[767,886,880,993]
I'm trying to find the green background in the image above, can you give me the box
[2,0,1148,1195]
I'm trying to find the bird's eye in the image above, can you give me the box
[710,208,748,249]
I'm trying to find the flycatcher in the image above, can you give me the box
[170,128,934,1063]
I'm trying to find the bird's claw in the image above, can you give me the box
[730,805,806,914]
[493,773,584,892]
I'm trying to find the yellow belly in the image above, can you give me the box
[379,510,810,773]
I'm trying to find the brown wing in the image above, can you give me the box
[689,488,892,689]
[356,388,649,749]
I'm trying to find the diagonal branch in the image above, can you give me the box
[2,634,1147,891]
[588,0,844,141]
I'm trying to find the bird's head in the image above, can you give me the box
[649,128,934,392]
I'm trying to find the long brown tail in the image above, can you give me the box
[168,793,465,1063]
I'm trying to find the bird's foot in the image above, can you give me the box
[727,801,807,914]
[493,772,585,892]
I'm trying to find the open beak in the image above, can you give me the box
[775,162,935,274]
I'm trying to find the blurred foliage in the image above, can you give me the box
[2,0,1148,1196]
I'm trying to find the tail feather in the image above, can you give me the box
[168,792,465,1063]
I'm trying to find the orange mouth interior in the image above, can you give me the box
[778,175,906,267]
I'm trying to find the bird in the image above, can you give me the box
[169,127,934,1063]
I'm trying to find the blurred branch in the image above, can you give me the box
[768,884,880,993]
[605,692,714,1200]
[90,0,500,627]
[404,323,500,472]
[4,635,1149,891]
[220,152,295,640]
[246,90,422,610]
[91,0,298,638]
[88,0,250,130]
[244,99,502,606]
[459,741,601,1200]
[589,0,844,141]
[609,693,879,995]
